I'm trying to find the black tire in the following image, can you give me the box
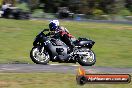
[76,76,87,85]
[78,49,96,66]
[30,46,50,65]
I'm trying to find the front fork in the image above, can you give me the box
[38,46,44,54]
[40,47,45,53]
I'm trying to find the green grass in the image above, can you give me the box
[0,18,132,67]
[0,73,132,88]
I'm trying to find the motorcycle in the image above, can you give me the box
[30,29,96,66]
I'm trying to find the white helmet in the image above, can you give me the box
[49,20,59,31]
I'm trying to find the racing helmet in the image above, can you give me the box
[49,20,59,31]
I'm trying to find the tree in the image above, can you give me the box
[2,0,16,6]
[125,0,132,12]
[69,0,96,15]
[39,0,70,13]
[99,0,126,14]
[28,0,130,16]
[27,0,39,12]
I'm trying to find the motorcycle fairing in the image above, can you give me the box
[44,38,70,61]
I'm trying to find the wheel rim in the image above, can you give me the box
[32,47,49,62]
[82,51,95,63]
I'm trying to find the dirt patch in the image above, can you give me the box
[0,81,9,87]
[0,81,23,88]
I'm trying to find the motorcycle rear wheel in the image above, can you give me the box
[77,49,96,66]
[30,46,50,65]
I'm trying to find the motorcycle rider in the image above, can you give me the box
[48,20,75,51]
[48,20,69,35]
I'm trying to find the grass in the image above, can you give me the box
[0,73,131,88]
[0,18,132,67]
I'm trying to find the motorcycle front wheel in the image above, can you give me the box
[77,49,96,66]
[30,46,50,65]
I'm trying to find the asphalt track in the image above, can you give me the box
[0,64,132,74]
[31,18,132,25]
